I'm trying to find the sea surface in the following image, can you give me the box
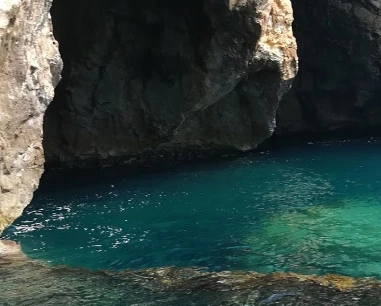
[4,139,381,305]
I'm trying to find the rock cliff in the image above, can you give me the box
[0,0,297,234]
[277,0,381,135]
[0,0,61,234]
[44,0,297,166]
[1,0,381,238]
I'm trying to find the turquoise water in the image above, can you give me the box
[5,139,381,278]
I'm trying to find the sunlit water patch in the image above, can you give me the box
[4,140,381,278]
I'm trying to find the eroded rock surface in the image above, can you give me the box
[277,0,381,135]
[44,0,297,166]
[0,0,62,233]
[0,0,296,232]
[3,262,381,305]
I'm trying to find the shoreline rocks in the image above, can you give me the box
[2,257,381,305]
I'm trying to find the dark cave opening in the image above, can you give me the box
[44,0,216,168]
[276,0,381,138]
[43,0,285,169]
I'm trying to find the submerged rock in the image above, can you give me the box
[0,0,62,233]
[2,259,381,305]
[0,239,25,259]
[238,198,381,278]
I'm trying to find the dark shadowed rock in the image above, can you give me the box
[0,0,297,232]
[44,0,297,167]
[277,0,381,135]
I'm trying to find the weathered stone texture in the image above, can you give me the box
[277,0,381,135]
[44,0,297,166]
[0,0,62,234]
[0,0,297,233]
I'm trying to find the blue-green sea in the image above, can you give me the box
[5,139,381,279]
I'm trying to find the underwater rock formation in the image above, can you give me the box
[277,0,381,135]
[43,0,297,166]
[2,262,381,305]
[0,0,61,234]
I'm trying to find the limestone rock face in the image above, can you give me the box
[0,0,62,233]
[0,0,296,232]
[277,0,381,135]
[44,0,297,166]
